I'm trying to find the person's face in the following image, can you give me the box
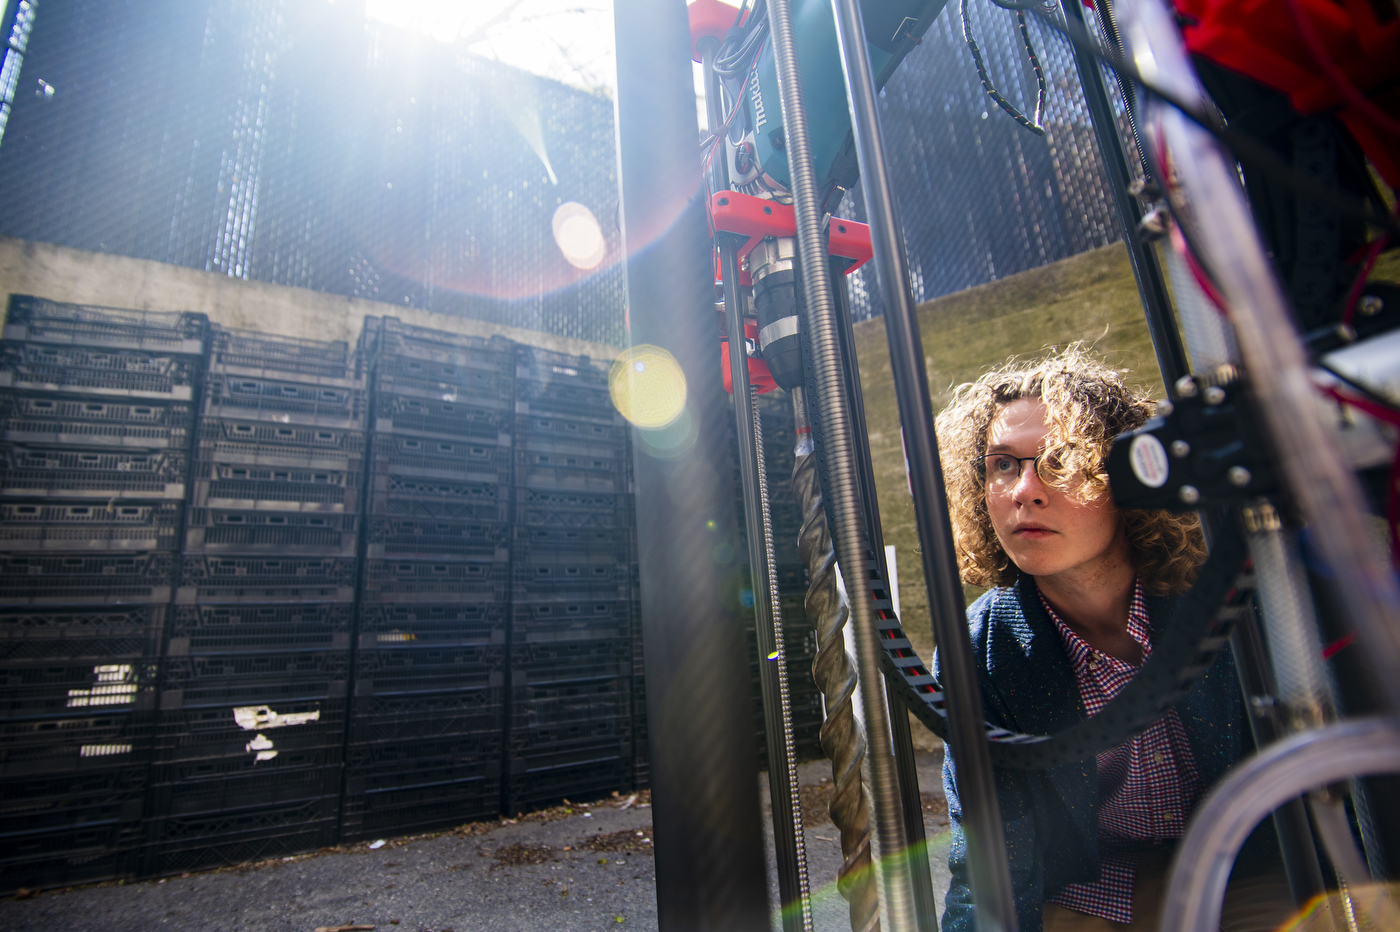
[984,398,1126,582]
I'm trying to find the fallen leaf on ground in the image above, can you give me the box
[492,843,557,869]
[314,925,375,931]
[579,827,656,854]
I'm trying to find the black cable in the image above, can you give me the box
[1317,361,1400,421]
[962,0,1047,136]
[1031,6,1400,240]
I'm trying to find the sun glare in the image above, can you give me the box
[363,0,616,94]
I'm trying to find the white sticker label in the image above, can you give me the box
[1129,434,1171,489]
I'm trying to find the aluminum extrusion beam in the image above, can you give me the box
[829,0,1018,929]
[614,3,771,929]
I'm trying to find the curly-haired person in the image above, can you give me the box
[934,346,1295,932]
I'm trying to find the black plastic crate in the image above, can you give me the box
[515,429,626,462]
[365,515,506,560]
[202,372,367,429]
[167,602,353,655]
[0,711,155,780]
[176,555,358,603]
[0,395,194,448]
[511,529,631,565]
[0,342,200,400]
[369,472,510,524]
[509,677,633,730]
[0,818,144,894]
[512,447,627,494]
[513,374,621,426]
[339,777,500,842]
[184,509,359,556]
[504,757,628,814]
[510,599,631,645]
[3,296,208,354]
[508,717,631,756]
[0,659,155,719]
[363,316,513,367]
[350,688,505,745]
[514,412,627,448]
[0,501,182,552]
[140,796,339,876]
[369,433,512,485]
[0,444,188,499]
[354,645,503,697]
[361,559,508,604]
[209,326,361,383]
[196,419,366,462]
[153,700,345,766]
[511,559,631,601]
[159,653,349,709]
[357,602,505,648]
[0,552,175,605]
[0,765,148,830]
[149,761,344,818]
[513,487,632,530]
[190,464,362,514]
[510,639,632,687]
[340,733,502,839]
[0,605,165,665]
[371,391,512,438]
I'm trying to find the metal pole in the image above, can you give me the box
[613,3,771,929]
[1061,0,1189,389]
[827,1,1018,929]
[829,260,940,930]
[766,1,917,929]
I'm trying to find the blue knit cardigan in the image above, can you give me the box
[937,574,1269,932]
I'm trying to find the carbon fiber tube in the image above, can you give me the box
[765,1,916,928]
[827,0,1016,928]
[791,386,879,932]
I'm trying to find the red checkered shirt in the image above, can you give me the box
[1041,580,1203,925]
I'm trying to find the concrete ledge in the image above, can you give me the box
[0,236,622,361]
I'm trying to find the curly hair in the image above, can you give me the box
[935,344,1205,595]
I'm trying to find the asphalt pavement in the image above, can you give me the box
[0,751,950,932]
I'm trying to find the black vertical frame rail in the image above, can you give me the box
[613,2,772,931]
[828,260,940,930]
[1060,0,1189,389]
[828,0,1020,929]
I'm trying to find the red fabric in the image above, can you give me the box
[1041,581,1204,925]
[1176,0,1400,187]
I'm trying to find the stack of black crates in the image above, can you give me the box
[0,298,203,890]
[145,328,366,874]
[508,346,640,812]
[734,392,824,768]
[345,318,513,840]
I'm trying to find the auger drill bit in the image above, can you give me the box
[791,387,879,932]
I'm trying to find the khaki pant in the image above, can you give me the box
[1042,849,1301,932]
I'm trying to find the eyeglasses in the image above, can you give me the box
[973,453,1047,492]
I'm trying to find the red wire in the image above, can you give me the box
[1281,0,1400,139]
[1341,235,1388,327]
[1390,436,1400,569]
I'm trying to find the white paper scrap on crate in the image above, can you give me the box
[885,544,900,617]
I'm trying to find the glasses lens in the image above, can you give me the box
[985,454,1021,488]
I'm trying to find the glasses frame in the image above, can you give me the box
[973,452,1046,490]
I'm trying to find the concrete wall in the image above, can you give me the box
[0,237,623,361]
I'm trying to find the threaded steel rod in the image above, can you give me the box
[792,386,879,932]
[765,1,915,928]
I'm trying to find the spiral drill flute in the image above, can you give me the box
[791,386,879,932]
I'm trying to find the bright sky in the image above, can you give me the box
[363,0,742,122]
[363,0,618,95]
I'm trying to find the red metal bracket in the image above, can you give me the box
[709,191,873,287]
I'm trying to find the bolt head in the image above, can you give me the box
[1203,385,1227,405]
[1156,400,1174,418]
[1175,376,1198,399]
[1170,439,1191,458]
[1228,465,1251,487]
[1359,295,1383,317]
[1178,485,1201,505]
